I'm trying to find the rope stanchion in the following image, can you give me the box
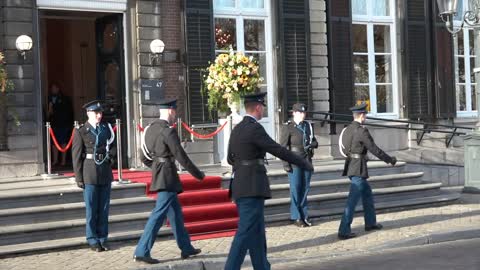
[41,122,58,179]
[49,127,74,153]
[181,120,228,139]
[115,119,130,184]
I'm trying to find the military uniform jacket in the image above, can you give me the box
[341,121,393,178]
[140,119,203,193]
[227,116,313,200]
[72,121,116,185]
[280,120,318,168]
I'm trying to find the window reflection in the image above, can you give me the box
[244,19,265,51]
[102,23,117,53]
[215,18,237,50]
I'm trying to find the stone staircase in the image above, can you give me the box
[0,160,460,256]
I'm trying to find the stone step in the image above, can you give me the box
[0,190,460,257]
[0,196,155,226]
[0,182,146,210]
[221,161,408,188]
[264,183,443,216]
[265,189,461,223]
[0,182,442,246]
[269,172,424,199]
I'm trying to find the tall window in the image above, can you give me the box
[454,0,477,117]
[213,0,269,114]
[352,0,397,116]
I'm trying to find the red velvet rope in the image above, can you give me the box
[49,127,74,153]
[112,125,117,132]
[181,120,228,139]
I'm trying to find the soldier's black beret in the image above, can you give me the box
[243,92,267,106]
[82,100,103,112]
[158,98,177,109]
[349,103,368,113]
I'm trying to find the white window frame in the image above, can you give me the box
[213,0,275,136]
[453,0,478,118]
[352,0,399,118]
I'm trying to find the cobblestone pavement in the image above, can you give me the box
[1,197,479,270]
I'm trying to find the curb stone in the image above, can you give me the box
[372,227,480,250]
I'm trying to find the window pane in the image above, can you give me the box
[353,55,369,83]
[458,57,465,83]
[471,56,476,83]
[469,30,474,55]
[373,0,390,16]
[244,19,265,51]
[354,86,370,111]
[454,0,463,21]
[374,25,391,53]
[239,0,264,8]
[214,0,235,9]
[215,18,237,50]
[457,85,466,111]
[352,0,367,16]
[472,84,477,111]
[247,52,267,83]
[352,24,367,52]
[375,55,392,83]
[457,30,464,55]
[376,85,393,113]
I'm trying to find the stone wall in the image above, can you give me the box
[136,0,184,126]
[309,0,331,159]
[0,0,43,178]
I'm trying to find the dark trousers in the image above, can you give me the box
[288,167,312,221]
[134,191,195,258]
[338,176,377,236]
[84,183,111,246]
[225,197,270,270]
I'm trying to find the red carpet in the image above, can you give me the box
[64,169,238,240]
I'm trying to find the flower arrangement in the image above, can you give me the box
[203,48,263,113]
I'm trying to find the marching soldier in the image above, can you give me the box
[72,100,116,252]
[337,103,397,240]
[133,98,205,264]
[225,92,314,270]
[280,103,318,227]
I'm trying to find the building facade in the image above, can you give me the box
[0,0,471,177]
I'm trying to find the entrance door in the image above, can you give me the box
[95,14,127,167]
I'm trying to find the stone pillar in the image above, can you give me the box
[0,0,43,177]
[309,0,331,159]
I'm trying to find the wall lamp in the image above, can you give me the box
[149,39,165,66]
[436,0,480,34]
[15,35,33,60]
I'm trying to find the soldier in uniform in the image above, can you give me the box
[337,103,397,240]
[280,103,318,227]
[133,98,205,264]
[224,92,314,270]
[72,100,116,252]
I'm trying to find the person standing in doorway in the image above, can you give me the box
[281,103,318,227]
[225,92,314,270]
[133,98,205,264]
[337,103,397,240]
[47,82,73,166]
[72,100,116,252]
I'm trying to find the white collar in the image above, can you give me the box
[245,114,258,121]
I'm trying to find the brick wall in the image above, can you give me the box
[136,0,185,126]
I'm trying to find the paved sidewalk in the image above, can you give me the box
[1,195,479,270]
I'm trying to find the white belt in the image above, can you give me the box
[85,154,94,159]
